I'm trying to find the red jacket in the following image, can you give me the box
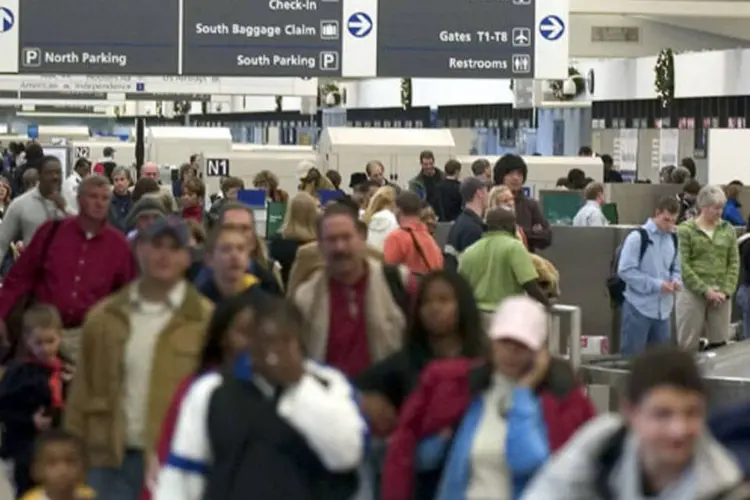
[139,375,197,500]
[381,357,596,500]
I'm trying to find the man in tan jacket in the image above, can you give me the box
[292,204,410,378]
[65,217,213,500]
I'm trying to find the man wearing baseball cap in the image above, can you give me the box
[66,215,213,500]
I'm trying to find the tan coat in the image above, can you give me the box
[65,283,214,467]
[286,241,384,298]
[292,257,407,364]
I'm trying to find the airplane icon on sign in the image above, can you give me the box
[512,27,530,46]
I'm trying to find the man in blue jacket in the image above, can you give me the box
[617,197,682,356]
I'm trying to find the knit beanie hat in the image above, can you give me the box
[126,197,168,230]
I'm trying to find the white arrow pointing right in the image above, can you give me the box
[541,17,563,38]
[348,14,372,37]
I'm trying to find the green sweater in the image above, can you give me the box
[677,219,739,296]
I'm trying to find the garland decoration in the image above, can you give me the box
[400,78,412,110]
[173,100,191,115]
[319,82,342,107]
[548,66,585,100]
[654,48,675,108]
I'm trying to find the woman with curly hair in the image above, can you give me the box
[252,170,289,203]
[298,164,335,198]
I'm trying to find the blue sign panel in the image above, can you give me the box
[347,12,373,38]
[539,15,565,41]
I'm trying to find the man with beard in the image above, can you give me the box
[292,203,410,378]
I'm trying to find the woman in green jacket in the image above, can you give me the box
[676,185,739,351]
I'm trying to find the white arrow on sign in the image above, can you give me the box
[348,13,372,37]
[0,8,14,33]
[540,16,564,39]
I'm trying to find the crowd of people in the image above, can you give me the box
[0,140,748,500]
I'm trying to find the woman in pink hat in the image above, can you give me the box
[381,296,595,500]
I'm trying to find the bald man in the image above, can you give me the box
[138,162,177,211]
[141,162,161,181]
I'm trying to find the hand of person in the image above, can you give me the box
[264,340,304,388]
[359,392,398,436]
[144,452,160,492]
[532,224,543,232]
[519,349,550,389]
[705,289,725,304]
[62,363,76,382]
[670,281,682,292]
[48,192,67,212]
[661,281,676,293]
[33,407,52,431]
[13,241,23,254]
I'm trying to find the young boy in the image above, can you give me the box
[20,430,95,500]
[0,304,73,496]
[181,177,205,223]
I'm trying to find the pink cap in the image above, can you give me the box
[488,296,548,350]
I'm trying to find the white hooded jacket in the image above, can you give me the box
[366,209,399,251]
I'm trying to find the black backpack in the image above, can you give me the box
[383,264,411,319]
[606,228,677,307]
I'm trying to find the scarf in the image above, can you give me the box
[182,205,203,223]
[27,357,64,409]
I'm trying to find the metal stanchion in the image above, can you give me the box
[548,304,583,371]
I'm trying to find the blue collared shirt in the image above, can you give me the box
[618,219,682,320]
[573,201,609,227]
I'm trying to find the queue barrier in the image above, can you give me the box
[548,304,582,372]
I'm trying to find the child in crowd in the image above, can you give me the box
[0,304,73,496]
[181,177,205,223]
[20,430,95,500]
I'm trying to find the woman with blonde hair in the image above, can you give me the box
[268,192,319,287]
[253,170,289,203]
[363,185,398,250]
[488,185,528,248]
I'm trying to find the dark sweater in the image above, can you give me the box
[741,238,750,286]
[268,236,313,289]
[205,376,358,500]
[434,178,462,222]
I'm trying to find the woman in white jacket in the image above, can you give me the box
[363,186,398,250]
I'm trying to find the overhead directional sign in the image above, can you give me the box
[0,0,179,74]
[181,0,343,77]
[375,0,568,79]
[0,0,568,79]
